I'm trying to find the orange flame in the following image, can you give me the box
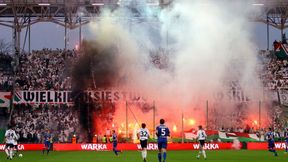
[173,125,177,132]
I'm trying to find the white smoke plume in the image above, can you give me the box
[85,0,267,132]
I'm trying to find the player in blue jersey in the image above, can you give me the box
[156,119,170,162]
[285,128,288,153]
[266,128,278,156]
[42,130,52,155]
[112,130,122,156]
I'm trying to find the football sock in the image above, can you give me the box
[202,150,206,158]
[114,149,121,155]
[163,152,167,161]
[5,149,9,156]
[158,153,162,162]
[142,151,145,159]
[144,150,147,158]
[9,149,13,158]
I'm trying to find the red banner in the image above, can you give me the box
[0,144,43,151]
[0,142,239,151]
[54,143,111,151]
[0,142,287,151]
[247,142,287,150]
[55,143,235,151]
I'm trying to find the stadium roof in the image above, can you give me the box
[0,0,169,29]
[250,0,288,31]
[0,0,288,51]
[0,0,287,29]
[0,0,169,51]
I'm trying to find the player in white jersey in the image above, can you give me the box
[4,125,17,160]
[196,125,207,160]
[137,123,150,162]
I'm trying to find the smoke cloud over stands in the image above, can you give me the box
[72,0,267,139]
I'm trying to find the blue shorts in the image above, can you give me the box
[268,141,275,149]
[158,140,168,149]
[44,141,51,149]
[113,142,117,148]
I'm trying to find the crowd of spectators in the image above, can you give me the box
[0,49,82,144]
[0,53,13,91]
[1,47,288,143]
[11,104,81,143]
[15,49,76,90]
[0,49,77,91]
[261,57,288,90]
[259,38,288,90]
[3,47,288,91]
[2,48,288,91]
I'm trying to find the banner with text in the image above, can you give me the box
[247,142,287,150]
[0,143,236,151]
[13,91,73,104]
[13,90,147,104]
[0,144,43,151]
[3,142,288,151]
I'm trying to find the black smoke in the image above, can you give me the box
[71,39,157,141]
[71,40,122,142]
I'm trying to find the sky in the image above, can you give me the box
[0,19,286,52]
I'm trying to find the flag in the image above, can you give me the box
[0,92,11,108]
[275,44,288,59]
[185,130,261,142]
[14,91,21,102]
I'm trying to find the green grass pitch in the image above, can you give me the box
[1,150,287,162]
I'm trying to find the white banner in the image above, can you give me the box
[13,90,146,104]
[13,91,73,104]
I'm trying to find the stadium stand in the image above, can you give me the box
[0,47,287,143]
[0,53,13,91]
[0,49,81,143]
[11,104,80,143]
[16,49,75,90]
